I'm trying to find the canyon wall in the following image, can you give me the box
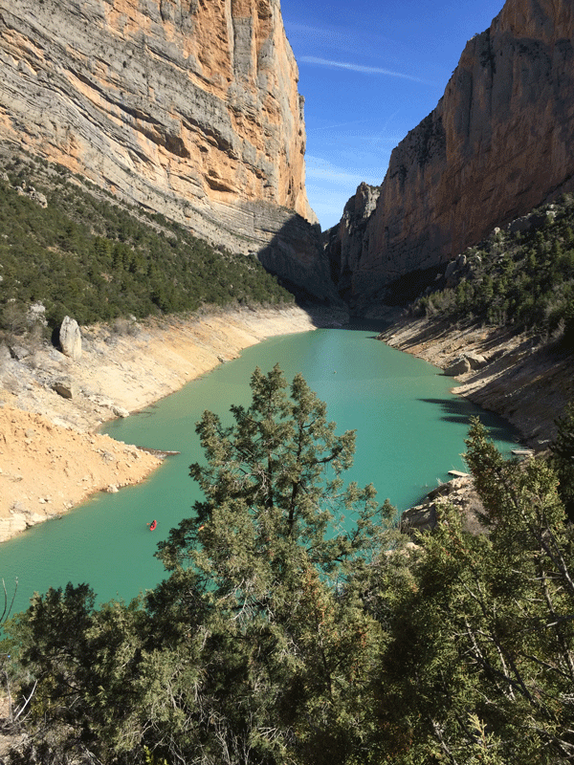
[0,0,334,300]
[327,0,574,309]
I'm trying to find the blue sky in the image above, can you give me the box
[281,0,506,229]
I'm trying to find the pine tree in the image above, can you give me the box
[551,402,574,518]
[149,364,390,764]
[371,418,574,764]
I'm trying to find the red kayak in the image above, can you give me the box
[148,520,157,531]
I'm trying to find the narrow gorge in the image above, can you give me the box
[327,0,574,311]
[1,0,574,539]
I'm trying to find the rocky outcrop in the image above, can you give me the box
[400,475,486,538]
[443,352,488,376]
[324,182,380,302]
[0,0,334,300]
[327,0,574,309]
[59,316,82,361]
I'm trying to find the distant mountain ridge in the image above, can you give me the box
[0,0,335,301]
[326,0,574,311]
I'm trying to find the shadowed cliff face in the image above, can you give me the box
[327,0,574,310]
[0,0,336,300]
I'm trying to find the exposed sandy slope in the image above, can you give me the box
[380,317,574,447]
[5,306,568,545]
[0,305,321,542]
[0,407,162,541]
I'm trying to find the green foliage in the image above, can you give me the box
[149,365,392,764]
[414,195,574,339]
[6,584,150,761]
[158,364,381,574]
[371,419,574,764]
[5,372,574,764]
[551,401,574,517]
[0,154,293,335]
[4,368,397,764]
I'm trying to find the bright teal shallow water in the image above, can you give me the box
[1,327,519,615]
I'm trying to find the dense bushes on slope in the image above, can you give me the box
[415,194,574,342]
[0,154,293,336]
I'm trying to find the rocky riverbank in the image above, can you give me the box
[0,305,326,542]
[379,315,574,535]
[379,316,573,448]
[3,306,569,544]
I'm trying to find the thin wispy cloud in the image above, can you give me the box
[305,155,385,187]
[284,21,400,59]
[308,119,370,133]
[285,22,348,41]
[285,22,365,56]
[300,56,432,84]
[305,159,361,186]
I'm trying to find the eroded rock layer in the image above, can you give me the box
[0,0,333,298]
[328,0,574,308]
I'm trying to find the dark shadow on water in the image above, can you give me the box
[342,317,395,334]
[419,397,523,446]
[304,315,393,334]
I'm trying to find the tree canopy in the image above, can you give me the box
[2,374,574,765]
[3,366,395,764]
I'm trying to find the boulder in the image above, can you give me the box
[444,356,471,376]
[444,260,458,280]
[8,344,30,361]
[59,316,82,360]
[465,352,488,370]
[52,378,76,399]
[27,187,48,208]
[111,405,130,418]
[400,503,437,535]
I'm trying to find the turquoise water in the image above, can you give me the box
[0,327,519,615]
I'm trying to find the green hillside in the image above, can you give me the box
[0,152,293,337]
[413,195,574,344]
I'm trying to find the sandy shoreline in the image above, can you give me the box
[0,305,322,542]
[4,305,570,545]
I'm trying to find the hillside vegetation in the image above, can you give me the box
[0,151,293,338]
[413,194,574,344]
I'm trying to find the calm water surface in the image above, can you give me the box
[1,327,519,614]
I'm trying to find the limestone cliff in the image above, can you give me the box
[0,0,334,299]
[328,0,574,309]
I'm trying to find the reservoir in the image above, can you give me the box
[0,326,519,616]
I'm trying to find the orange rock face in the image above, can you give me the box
[0,0,319,261]
[329,0,574,308]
